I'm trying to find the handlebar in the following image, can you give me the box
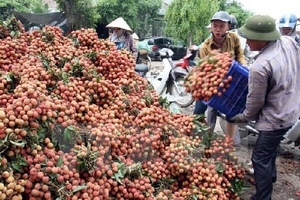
[218,113,227,119]
[245,125,259,134]
[218,112,259,134]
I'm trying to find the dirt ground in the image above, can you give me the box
[149,61,300,200]
[236,140,300,200]
[181,104,300,200]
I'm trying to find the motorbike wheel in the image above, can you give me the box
[219,117,251,138]
[169,77,194,108]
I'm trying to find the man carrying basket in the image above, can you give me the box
[195,11,246,145]
[230,14,300,200]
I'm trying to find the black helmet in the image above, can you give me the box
[230,15,238,30]
[211,11,231,23]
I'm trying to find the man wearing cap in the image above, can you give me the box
[194,11,246,146]
[230,15,300,200]
[106,17,138,59]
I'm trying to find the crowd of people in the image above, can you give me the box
[105,13,300,200]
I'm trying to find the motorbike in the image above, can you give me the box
[134,63,149,78]
[218,113,258,138]
[174,45,198,69]
[135,47,197,107]
[146,48,194,107]
[163,45,199,107]
[220,113,300,146]
[134,48,152,78]
[136,49,152,70]
[148,45,162,61]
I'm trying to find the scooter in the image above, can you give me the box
[136,49,152,70]
[148,45,161,61]
[147,48,194,107]
[174,45,198,69]
[162,45,199,107]
[218,111,298,145]
[134,50,151,78]
[134,63,149,77]
[218,113,258,138]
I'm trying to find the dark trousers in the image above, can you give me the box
[193,100,207,115]
[250,127,291,200]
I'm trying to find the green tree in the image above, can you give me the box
[164,0,253,45]
[97,0,162,39]
[164,0,219,45]
[97,0,138,30]
[136,0,163,38]
[0,0,49,21]
[225,0,253,28]
[218,0,227,10]
[55,0,100,30]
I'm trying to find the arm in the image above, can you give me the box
[131,40,138,59]
[234,36,247,65]
[127,35,138,59]
[242,65,269,121]
[199,44,209,58]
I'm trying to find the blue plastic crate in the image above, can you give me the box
[203,60,249,118]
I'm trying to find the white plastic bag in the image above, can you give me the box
[285,119,300,141]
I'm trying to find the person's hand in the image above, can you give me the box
[228,114,248,123]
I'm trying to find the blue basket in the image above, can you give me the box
[203,61,249,118]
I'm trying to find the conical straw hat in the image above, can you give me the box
[106,17,132,33]
[132,33,139,40]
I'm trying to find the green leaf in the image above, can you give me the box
[67,131,73,141]
[10,139,26,147]
[112,170,124,184]
[3,74,12,82]
[215,161,225,173]
[230,178,250,194]
[48,173,57,180]
[11,156,28,172]
[67,125,78,132]
[63,128,71,141]
[72,185,88,193]
[56,157,63,167]
[10,31,15,36]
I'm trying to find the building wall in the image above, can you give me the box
[43,0,58,12]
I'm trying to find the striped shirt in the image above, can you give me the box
[242,36,300,131]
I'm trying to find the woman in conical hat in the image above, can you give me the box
[106,17,138,60]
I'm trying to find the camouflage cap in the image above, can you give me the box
[238,15,281,41]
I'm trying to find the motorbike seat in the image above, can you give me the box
[138,49,149,55]
[135,63,148,72]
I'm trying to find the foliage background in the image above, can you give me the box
[164,0,253,45]
[97,0,162,39]
[0,0,253,43]
[0,0,49,21]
